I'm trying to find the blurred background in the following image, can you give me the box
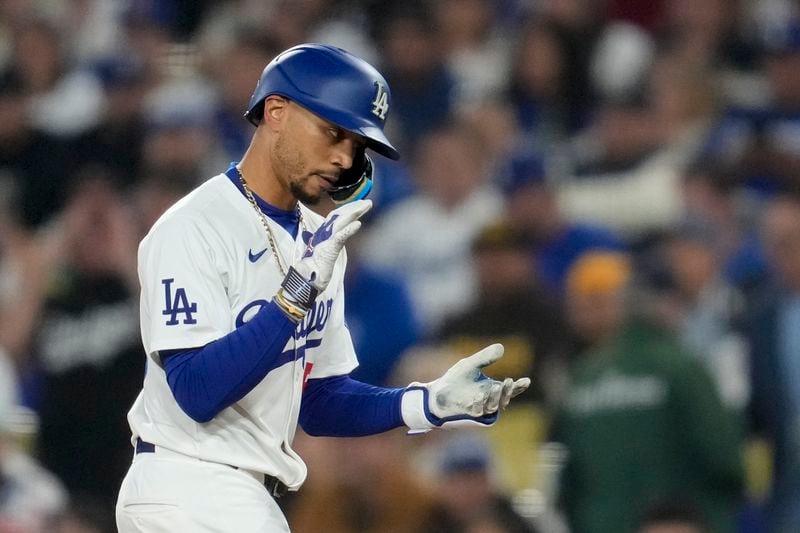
[0,0,799,532]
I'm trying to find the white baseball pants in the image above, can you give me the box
[116,448,291,532]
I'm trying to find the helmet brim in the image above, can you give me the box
[245,94,401,160]
[296,98,400,160]
[353,124,400,161]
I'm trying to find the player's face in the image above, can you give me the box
[273,102,364,205]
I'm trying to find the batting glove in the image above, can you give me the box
[401,344,531,434]
[275,200,371,322]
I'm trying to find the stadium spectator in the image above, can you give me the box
[119,7,172,84]
[0,178,55,366]
[377,6,455,152]
[8,17,103,137]
[342,233,420,387]
[0,69,76,229]
[702,21,800,193]
[287,432,443,533]
[679,163,768,293]
[130,168,198,238]
[205,27,280,163]
[502,154,624,296]
[746,194,800,531]
[438,220,568,405]
[507,20,585,146]
[635,500,709,533]
[456,100,521,180]
[72,57,150,187]
[0,347,67,532]
[422,432,539,533]
[21,172,142,515]
[658,223,750,411]
[361,123,503,335]
[141,76,222,179]
[552,251,744,533]
[661,0,762,74]
[555,45,716,236]
[434,0,510,106]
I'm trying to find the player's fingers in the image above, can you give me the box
[332,199,372,225]
[509,378,531,399]
[498,377,515,410]
[333,220,362,246]
[484,379,505,414]
[458,344,505,373]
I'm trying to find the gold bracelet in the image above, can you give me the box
[274,289,307,323]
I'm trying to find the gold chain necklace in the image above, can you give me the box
[235,166,305,277]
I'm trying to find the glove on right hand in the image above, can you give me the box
[294,199,371,292]
[276,199,371,322]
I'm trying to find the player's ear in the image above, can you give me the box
[262,95,289,131]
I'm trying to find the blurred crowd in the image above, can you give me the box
[0,0,799,532]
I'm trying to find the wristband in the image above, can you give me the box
[281,266,319,309]
[274,266,320,323]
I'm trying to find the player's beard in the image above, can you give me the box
[289,178,320,205]
[275,133,322,205]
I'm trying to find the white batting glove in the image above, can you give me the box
[275,200,371,322]
[401,344,531,434]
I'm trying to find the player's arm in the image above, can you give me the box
[299,376,404,436]
[299,344,530,437]
[156,201,371,423]
[160,301,296,423]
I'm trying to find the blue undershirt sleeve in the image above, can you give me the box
[299,375,405,437]
[161,301,297,423]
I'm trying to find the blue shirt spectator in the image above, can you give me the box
[748,196,800,531]
[502,153,625,295]
[377,8,456,152]
[701,21,800,193]
[536,223,625,295]
[344,263,420,387]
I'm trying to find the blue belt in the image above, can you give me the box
[135,438,288,498]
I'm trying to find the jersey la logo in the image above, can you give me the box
[162,278,198,325]
[371,81,389,120]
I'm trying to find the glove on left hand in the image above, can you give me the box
[401,344,531,434]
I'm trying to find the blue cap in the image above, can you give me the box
[502,153,546,193]
[93,58,145,88]
[764,22,800,55]
[438,434,493,475]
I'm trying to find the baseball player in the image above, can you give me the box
[115,43,530,532]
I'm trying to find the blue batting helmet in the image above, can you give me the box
[244,43,399,160]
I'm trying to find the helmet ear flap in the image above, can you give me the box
[246,100,265,126]
[329,148,373,205]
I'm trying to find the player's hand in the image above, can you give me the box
[275,200,371,322]
[427,344,530,418]
[296,199,371,290]
[401,344,531,434]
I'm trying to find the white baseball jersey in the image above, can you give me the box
[126,168,358,489]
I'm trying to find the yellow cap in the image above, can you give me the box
[566,251,631,296]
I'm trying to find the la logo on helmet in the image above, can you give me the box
[371,81,389,120]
